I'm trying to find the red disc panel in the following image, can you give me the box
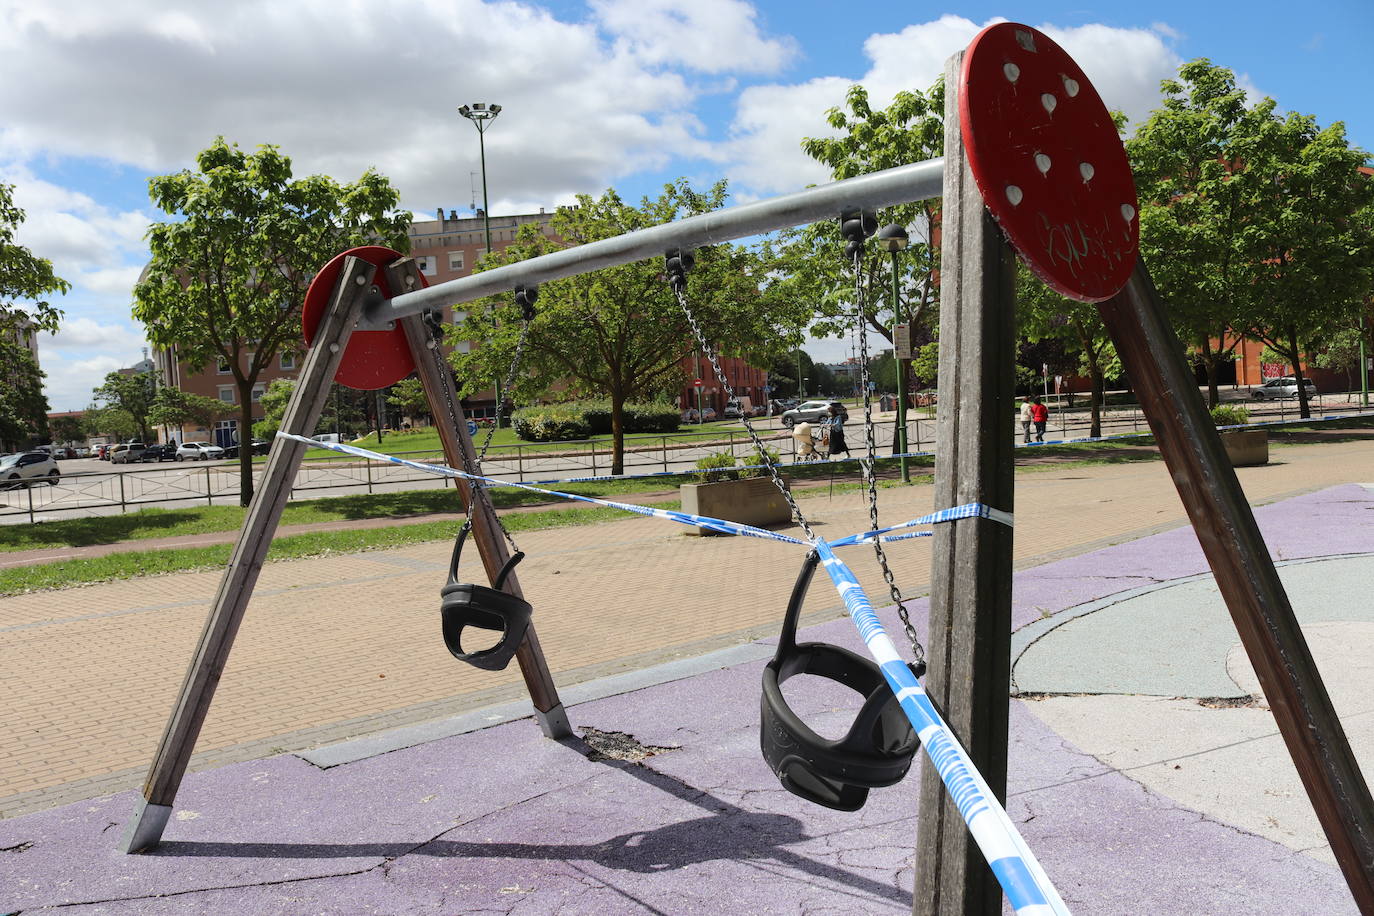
[302,245,421,390]
[960,22,1138,302]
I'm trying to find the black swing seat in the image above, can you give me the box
[439,526,532,672]
[760,552,920,811]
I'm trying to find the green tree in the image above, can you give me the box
[84,405,138,442]
[149,386,231,440]
[386,377,430,424]
[1129,59,1374,417]
[49,414,85,444]
[454,180,803,474]
[1,182,68,332]
[1,182,67,451]
[133,137,410,504]
[91,370,158,443]
[252,377,296,440]
[765,82,944,351]
[0,341,50,451]
[1017,265,1119,437]
[1311,326,1366,399]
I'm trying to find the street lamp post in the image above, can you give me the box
[877,223,910,482]
[459,102,502,424]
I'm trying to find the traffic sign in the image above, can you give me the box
[693,378,703,387]
[894,323,912,359]
[466,419,477,436]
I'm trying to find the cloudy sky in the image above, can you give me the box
[3,0,1369,411]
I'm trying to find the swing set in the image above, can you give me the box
[119,23,1374,914]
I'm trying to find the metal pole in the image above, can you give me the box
[477,124,491,255]
[1361,315,1370,408]
[358,158,945,330]
[892,249,910,483]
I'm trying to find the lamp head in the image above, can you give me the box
[877,223,909,252]
[460,102,501,122]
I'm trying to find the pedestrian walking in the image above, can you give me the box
[826,403,850,457]
[1030,395,1049,443]
[1019,398,1033,444]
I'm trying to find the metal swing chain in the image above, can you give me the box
[849,238,925,667]
[666,251,819,544]
[425,287,537,555]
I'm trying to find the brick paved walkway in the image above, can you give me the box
[1,436,1369,818]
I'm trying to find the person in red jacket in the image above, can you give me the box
[1029,396,1049,442]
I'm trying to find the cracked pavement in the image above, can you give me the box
[1,476,1372,912]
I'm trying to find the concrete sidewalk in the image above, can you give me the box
[2,481,1372,914]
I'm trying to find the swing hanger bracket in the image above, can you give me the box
[664,248,695,290]
[839,208,878,261]
[514,284,539,322]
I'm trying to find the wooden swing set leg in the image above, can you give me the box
[913,47,1018,916]
[1100,261,1374,911]
[121,256,378,853]
[389,260,570,740]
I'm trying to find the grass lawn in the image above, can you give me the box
[0,501,670,596]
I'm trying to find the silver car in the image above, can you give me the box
[1251,377,1315,400]
[1,451,60,488]
[780,400,839,428]
[176,441,225,461]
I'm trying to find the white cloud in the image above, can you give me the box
[716,16,1183,198]
[2,169,150,280]
[590,0,796,74]
[43,317,145,352]
[0,0,775,214]
[40,353,130,412]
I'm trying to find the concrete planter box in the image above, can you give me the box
[680,476,792,536]
[1220,428,1269,467]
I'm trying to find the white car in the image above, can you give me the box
[1251,377,1316,400]
[176,441,225,461]
[1,451,60,488]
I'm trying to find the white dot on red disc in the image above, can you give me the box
[1062,76,1080,98]
[1121,204,1136,222]
[1003,62,1020,83]
[1079,162,1095,182]
[1035,153,1052,175]
[1041,93,1057,115]
[1006,186,1024,206]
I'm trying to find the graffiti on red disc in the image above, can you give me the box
[302,245,421,390]
[960,22,1138,302]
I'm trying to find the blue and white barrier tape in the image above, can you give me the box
[812,538,1070,916]
[277,432,808,545]
[276,432,1009,549]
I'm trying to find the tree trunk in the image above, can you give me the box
[1089,365,1105,438]
[1290,328,1311,420]
[238,386,254,507]
[1199,337,1220,408]
[610,388,626,476]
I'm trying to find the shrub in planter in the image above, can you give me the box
[694,450,742,482]
[1209,404,1250,427]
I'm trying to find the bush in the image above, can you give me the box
[1209,404,1250,427]
[513,400,680,440]
[694,450,741,482]
[511,405,592,441]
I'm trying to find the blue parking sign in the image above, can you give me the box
[466,419,478,436]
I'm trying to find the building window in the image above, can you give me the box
[217,357,231,374]
[417,257,437,277]
[251,385,265,403]
[218,386,235,404]
[280,352,296,371]
[453,340,471,354]
[448,251,464,271]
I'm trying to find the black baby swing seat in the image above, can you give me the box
[439,525,533,671]
[760,552,921,811]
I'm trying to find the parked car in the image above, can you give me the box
[700,407,717,421]
[681,408,700,423]
[109,442,145,464]
[176,441,225,461]
[779,399,837,427]
[140,443,179,462]
[1251,376,1316,400]
[222,438,270,458]
[1,451,60,488]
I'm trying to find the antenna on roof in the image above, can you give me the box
[470,171,478,212]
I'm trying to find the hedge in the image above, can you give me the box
[512,400,680,441]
